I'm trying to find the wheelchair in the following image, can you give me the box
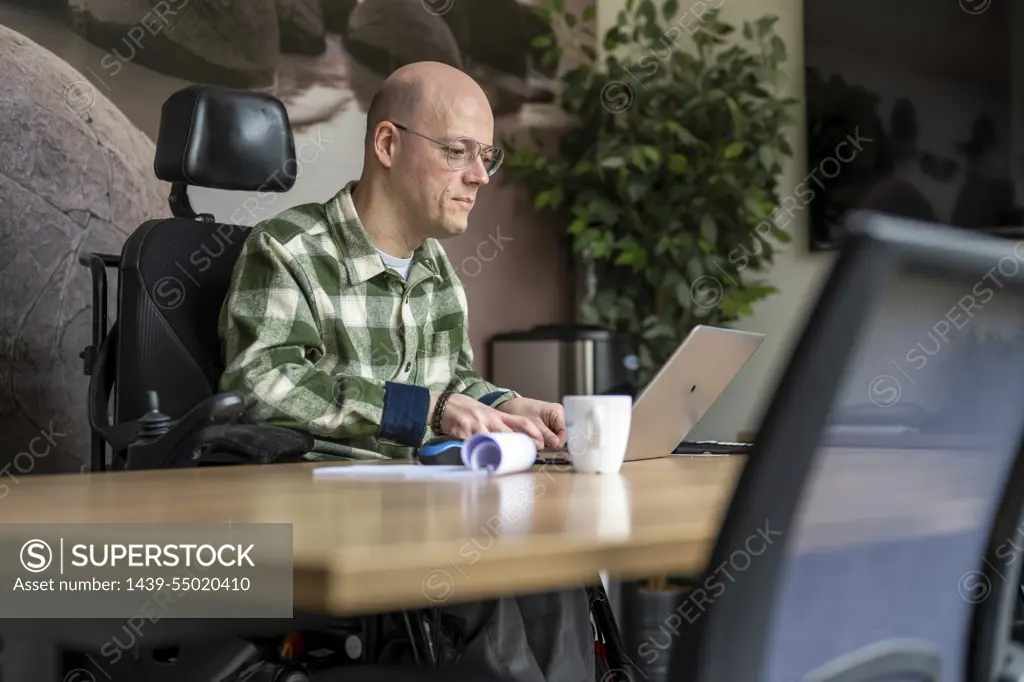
[75,84,634,681]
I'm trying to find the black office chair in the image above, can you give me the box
[663,212,1024,682]
[75,84,631,681]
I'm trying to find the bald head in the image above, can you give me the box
[357,61,496,246]
[364,61,490,147]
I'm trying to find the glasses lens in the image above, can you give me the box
[447,138,474,169]
[447,139,503,175]
[486,147,504,176]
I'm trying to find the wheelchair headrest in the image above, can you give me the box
[154,84,296,193]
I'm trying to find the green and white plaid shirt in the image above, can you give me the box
[218,180,518,460]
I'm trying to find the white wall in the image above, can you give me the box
[598,0,835,439]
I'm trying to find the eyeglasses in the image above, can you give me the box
[391,122,504,176]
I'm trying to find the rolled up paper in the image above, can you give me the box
[462,432,537,476]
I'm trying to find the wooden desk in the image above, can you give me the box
[0,457,745,615]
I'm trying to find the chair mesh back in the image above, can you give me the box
[762,265,1024,682]
[115,218,250,424]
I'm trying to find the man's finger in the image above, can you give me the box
[544,404,566,435]
[501,414,544,447]
[484,415,512,433]
[512,413,544,440]
[534,419,559,449]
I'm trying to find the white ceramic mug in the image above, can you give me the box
[563,395,633,473]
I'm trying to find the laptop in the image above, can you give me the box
[541,325,765,462]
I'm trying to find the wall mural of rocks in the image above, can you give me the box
[0,20,168,477]
[0,0,588,479]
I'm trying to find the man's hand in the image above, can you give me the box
[496,397,566,449]
[429,393,550,448]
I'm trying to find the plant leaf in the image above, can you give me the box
[723,141,745,159]
[668,154,688,174]
[568,217,587,235]
[700,215,717,244]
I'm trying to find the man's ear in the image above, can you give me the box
[372,122,399,170]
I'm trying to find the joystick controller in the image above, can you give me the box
[135,391,171,443]
[125,390,246,469]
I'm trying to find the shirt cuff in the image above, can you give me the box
[479,390,519,409]
[379,382,431,446]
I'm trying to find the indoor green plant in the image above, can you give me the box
[502,0,799,387]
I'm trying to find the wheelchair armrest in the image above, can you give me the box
[125,392,246,470]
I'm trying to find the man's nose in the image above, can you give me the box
[464,155,490,185]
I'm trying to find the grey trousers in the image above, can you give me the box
[440,587,596,682]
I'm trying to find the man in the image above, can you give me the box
[218,62,595,682]
[218,60,566,460]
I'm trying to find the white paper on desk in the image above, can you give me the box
[462,432,537,476]
[312,433,537,481]
[313,464,487,481]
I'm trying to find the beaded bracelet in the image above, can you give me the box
[431,390,454,434]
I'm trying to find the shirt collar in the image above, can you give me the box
[326,180,442,286]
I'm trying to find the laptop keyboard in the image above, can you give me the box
[537,442,752,455]
[535,446,570,464]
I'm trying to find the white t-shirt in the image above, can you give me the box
[377,249,413,280]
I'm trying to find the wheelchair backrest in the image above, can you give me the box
[114,217,251,424]
[113,84,295,426]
